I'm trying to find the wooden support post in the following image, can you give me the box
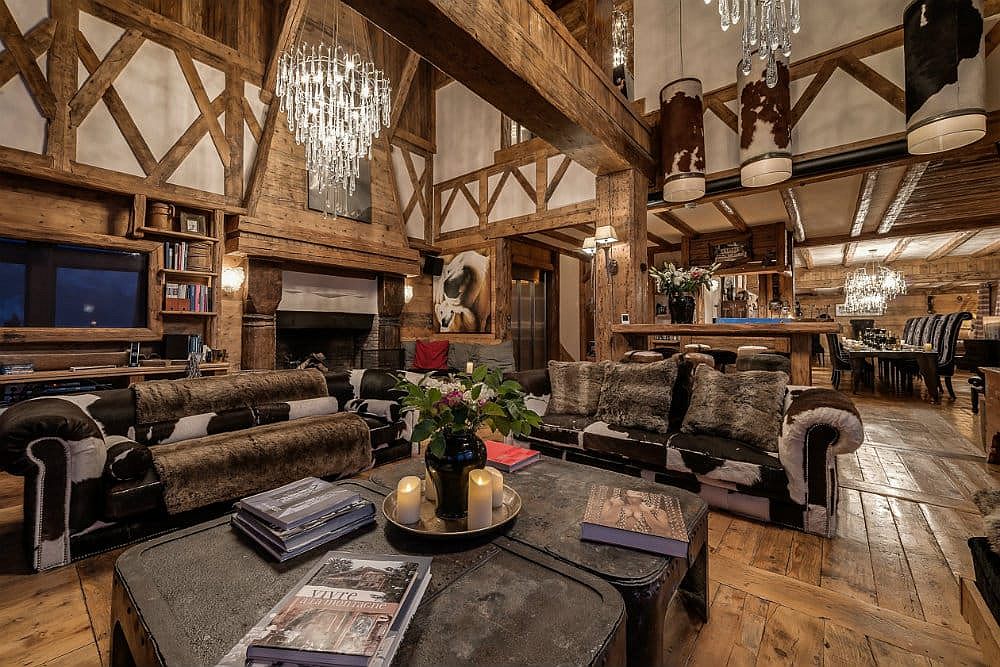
[224,67,244,200]
[493,238,512,342]
[594,168,648,361]
[241,260,282,370]
[45,0,78,169]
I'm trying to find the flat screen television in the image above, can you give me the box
[0,238,148,329]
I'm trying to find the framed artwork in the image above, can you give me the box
[307,158,373,224]
[433,248,492,333]
[179,211,207,235]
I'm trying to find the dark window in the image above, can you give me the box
[0,238,148,329]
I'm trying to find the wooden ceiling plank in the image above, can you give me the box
[714,199,749,233]
[842,241,858,266]
[972,238,1000,257]
[69,28,144,127]
[849,169,879,237]
[781,188,806,242]
[0,0,57,118]
[340,0,655,176]
[261,0,308,100]
[876,162,928,233]
[797,248,814,269]
[0,18,54,88]
[799,216,1000,248]
[884,237,912,263]
[654,211,699,238]
[926,230,980,261]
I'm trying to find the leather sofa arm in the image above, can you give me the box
[0,397,109,570]
[778,388,864,507]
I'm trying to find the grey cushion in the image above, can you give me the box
[681,365,787,452]
[475,340,516,373]
[447,343,475,371]
[596,359,678,434]
[547,360,607,416]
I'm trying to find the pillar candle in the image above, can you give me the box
[423,465,437,503]
[395,476,422,524]
[467,469,493,530]
[465,361,475,374]
[486,467,504,508]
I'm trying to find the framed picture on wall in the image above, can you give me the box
[179,211,207,235]
[433,248,492,333]
[307,158,373,224]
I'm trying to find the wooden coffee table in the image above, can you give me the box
[110,480,626,667]
[371,457,710,667]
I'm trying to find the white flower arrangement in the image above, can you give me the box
[649,262,720,296]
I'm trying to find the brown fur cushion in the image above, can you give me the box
[151,412,370,514]
[547,361,608,416]
[974,489,1000,515]
[596,359,678,434]
[133,369,328,425]
[681,365,788,452]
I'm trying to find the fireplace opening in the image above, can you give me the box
[275,312,374,370]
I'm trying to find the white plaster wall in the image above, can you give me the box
[488,164,535,221]
[435,82,500,183]
[0,1,48,154]
[559,255,582,360]
[546,157,597,209]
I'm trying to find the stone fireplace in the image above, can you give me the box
[242,260,403,371]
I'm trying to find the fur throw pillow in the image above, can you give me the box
[681,365,788,452]
[596,360,678,433]
[547,361,608,415]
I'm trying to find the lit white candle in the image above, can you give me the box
[465,361,475,374]
[923,343,933,352]
[486,467,504,508]
[467,469,493,530]
[423,465,437,503]
[395,476,422,524]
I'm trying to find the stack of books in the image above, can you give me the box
[581,485,691,558]
[0,363,34,375]
[232,478,376,562]
[217,551,432,667]
[485,440,540,472]
[164,282,213,312]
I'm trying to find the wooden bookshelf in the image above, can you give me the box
[0,363,230,387]
[159,268,219,279]
[135,226,218,243]
[161,311,218,316]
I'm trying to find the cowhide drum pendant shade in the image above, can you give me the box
[660,77,706,202]
[904,0,986,155]
[738,52,792,188]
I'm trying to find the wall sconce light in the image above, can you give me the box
[582,236,597,256]
[220,265,245,294]
[594,225,619,277]
[404,284,414,303]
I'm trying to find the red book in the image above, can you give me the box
[486,440,540,472]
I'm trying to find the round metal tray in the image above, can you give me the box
[382,484,522,538]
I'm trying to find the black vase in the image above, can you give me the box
[425,430,487,519]
[669,293,696,324]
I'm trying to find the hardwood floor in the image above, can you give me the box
[0,369,996,666]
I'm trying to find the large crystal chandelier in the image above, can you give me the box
[276,2,391,199]
[707,0,801,87]
[842,251,907,315]
[612,9,630,68]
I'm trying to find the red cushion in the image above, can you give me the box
[414,340,449,370]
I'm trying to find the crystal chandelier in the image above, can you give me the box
[842,251,907,315]
[276,2,391,200]
[612,9,630,68]
[707,0,801,87]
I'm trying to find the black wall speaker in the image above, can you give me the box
[422,255,444,277]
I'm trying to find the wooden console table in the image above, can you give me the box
[611,322,840,386]
[0,362,229,387]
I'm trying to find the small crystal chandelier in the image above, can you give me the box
[276,1,391,200]
[843,250,907,315]
[706,0,801,87]
[612,9,630,68]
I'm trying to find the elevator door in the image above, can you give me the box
[512,267,549,371]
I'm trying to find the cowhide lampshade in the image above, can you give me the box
[660,77,706,202]
[738,52,792,188]
[904,0,986,155]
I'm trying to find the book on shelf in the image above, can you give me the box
[232,500,376,562]
[580,485,691,558]
[485,440,540,472]
[164,282,213,312]
[0,363,35,375]
[237,477,364,530]
[216,552,432,667]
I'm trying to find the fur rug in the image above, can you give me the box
[133,369,328,425]
[974,490,1000,553]
[151,412,370,514]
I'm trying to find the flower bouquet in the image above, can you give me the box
[649,262,720,323]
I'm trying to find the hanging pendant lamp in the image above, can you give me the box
[738,49,792,187]
[660,0,706,203]
[903,0,986,155]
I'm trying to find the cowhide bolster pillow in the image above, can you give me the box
[256,397,340,425]
[104,436,153,482]
[596,359,678,434]
[345,398,401,423]
[681,365,788,452]
[547,360,608,416]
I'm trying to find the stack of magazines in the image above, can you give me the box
[216,551,432,667]
[232,478,376,562]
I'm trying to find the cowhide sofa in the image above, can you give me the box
[0,368,415,571]
[508,360,864,538]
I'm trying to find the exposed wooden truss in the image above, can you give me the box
[926,231,980,261]
[781,188,806,242]
[877,163,927,233]
[485,201,597,239]
[884,237,911,263]
[797,217,1000,249]
[715,200,749,233]
[341,0,655,176]
[260,0,308,101]
[842,241,858,266]
[654,211,699,238]
[849,170,879,237]
[796,247,814,270]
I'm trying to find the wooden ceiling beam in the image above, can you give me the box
[797,248,814,270]
[485,201,597,238]
[714,200,749,233]
[781,188,806,242]
[973,238,1000,257]
[842,241,858,266]
[340,0,655,176]
[876,162,927,233]
[260,0,308,101]
[926,230,980,261]
[647,229,677,248]
[849,169,879,237]
[798,215,1000,248]
[654,211,699,238]
[884,237,912,263]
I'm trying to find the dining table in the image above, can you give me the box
[843,344,940,403]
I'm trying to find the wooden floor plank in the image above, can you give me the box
[919,504,977,579]
[824,621,876,666]
[856,445,891,485]
[902,452,964,499]
[716,517,764,565]
[784,531,823,586]
[840,478,978,512]
[709,511,735,551]
[750,523,793,575]
[822,489,878,605]
[874,447,923,492]
[687,584,746,666]
[38,642,103,667]
[753,603,823,666]
[861,492,924,620]
[869,637,933,666]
